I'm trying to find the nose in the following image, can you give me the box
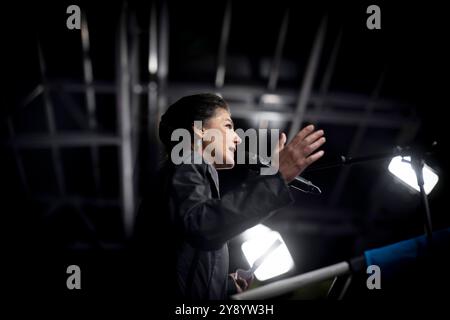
[234,131,242,145]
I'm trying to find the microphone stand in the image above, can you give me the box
[304,145,435,241]
[410,158,433,241]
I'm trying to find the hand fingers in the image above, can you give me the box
[236,278,249,290]
[291,124,315,146]
[303,129,324,146]
[304,136,326,157]
[305,150,325,166]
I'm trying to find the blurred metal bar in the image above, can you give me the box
[53,90,90,130]
[229,104,413,128]
[329,71,386,207]
[158,0,170,113]
[148,1,158,76]
[158,0,169,88]
[313,28,343,123]
[81,12,97,129]
[260,9,288,130]
[81,11,101,194]
[163,83,415,128]
[22,86,100,133]
[141,83,413,111]
[215,0,232,88]
[327,274,353,300]
[147,1,160,146]
[3,134,120,148]
[37,43,56,133]
[46,81,116,93]
[130,11,140,182]
[37,40,66,195]
[232,261,350,300]
[147,81,159,142]
[268,9,289,91]
[145,0,170,178]
[117,4,135,238]
[288,17,327,142]
[19,85,44,109]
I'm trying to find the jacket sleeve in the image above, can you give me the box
[169,163,294,250]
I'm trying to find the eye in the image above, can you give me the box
[225,124,233,129]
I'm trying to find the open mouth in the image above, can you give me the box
[228,146,236,153]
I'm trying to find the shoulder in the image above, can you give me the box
[170,151,213,179]
[162,161,211,188]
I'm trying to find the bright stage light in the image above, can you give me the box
[388,156,439,195]
[241,224,294,281]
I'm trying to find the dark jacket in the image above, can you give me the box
[136,153,293,300]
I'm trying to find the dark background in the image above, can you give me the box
[2,0,449,303]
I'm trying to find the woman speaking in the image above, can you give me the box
[135,93,326,300]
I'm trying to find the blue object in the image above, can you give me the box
[364,228,450,280]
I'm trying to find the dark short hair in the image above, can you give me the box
[159,93,229,152]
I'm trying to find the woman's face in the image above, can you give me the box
[200,108,242,169]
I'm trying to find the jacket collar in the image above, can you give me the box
[181,151,220,197]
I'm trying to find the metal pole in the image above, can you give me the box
[411,158,433,240]
[148,0,159,128]
[232,261,350,300]
[117,3,135,238]
[3,133,120,148]
[215,0,232,89]
[313,28,342,124]
[81,11,101,194]
[288,17,327,142]
[268,9,289,91]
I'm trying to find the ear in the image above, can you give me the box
[192,123,204,139]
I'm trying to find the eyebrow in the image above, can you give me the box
[226,118,234,128]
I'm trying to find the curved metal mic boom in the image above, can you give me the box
[245,151,322,195]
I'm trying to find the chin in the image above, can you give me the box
[215,156,235,170]
[216,164,234,170]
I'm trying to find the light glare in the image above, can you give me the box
[388,156,439,195]
[241,224,294,281]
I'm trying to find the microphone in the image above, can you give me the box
[245,151,322,195]
[290,176,322,195]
